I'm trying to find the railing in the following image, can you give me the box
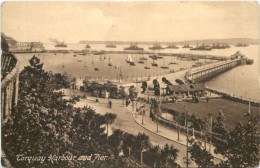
[188,59,239,75]
[206,87,260,107]
[150,107,225,145]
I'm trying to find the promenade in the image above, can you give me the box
[74,96,223,167]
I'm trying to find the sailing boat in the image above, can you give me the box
[152,59,158,66]
[182,42,192,48]
[108,56,112,66]
[126,54,133,63]
[144,60,150,69]
[161,60,169,69]
[126,54,135,66]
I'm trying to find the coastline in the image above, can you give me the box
[206,87,260,107]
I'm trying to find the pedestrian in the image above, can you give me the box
[109,100,112,108]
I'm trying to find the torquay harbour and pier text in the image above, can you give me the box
[1,2,260,168]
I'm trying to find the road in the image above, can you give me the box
[75,97,198,167]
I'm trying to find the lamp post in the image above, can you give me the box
[140,141,143,167]
[157,120,159,132]
[186,121,189,168]
[208,113,212,153]
[248,98,251,113]
[142,110,144,125]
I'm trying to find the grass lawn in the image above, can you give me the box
[161,98,260,131]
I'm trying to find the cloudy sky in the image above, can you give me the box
[2,1,259,43]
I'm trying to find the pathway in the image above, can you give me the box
[75,97,223,167]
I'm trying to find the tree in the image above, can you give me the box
[143,145,161,167]
[160,144,180,168]
[153,79,157,85]
[213,110,226,135]
[217,111,259,168]
[2,55,182,167]
[119,86,127,99]
[108,129,124,158]
[175,79,184,85]
[128,85,138,100]
[141,81,148,93]
[104,112,117,140]
[162,77,166,83]
[2,56,131,167]
[189,111,260,168]
[1,34,9,52]
[122,133,136,157]
[153,79,160,96]
[133,133,151,163]
[188,139,215,168]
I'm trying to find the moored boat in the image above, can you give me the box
[149,41,165,50]
[106,44,116,48]
[55,41,67,47]
[236,43,249,47]
[190,42,212,51]
[124,43,143,50]
[144,60,150,69]
[166,43,179,49]
[161,60,169,69]
[182,42,192,48]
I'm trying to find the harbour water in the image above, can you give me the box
[15,43,260,101]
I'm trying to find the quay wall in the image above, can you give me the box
[206,87,260,108]
[14,49,228,61]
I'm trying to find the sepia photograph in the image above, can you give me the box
[1,1,260,167]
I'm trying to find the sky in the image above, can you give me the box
[1,1,259,43]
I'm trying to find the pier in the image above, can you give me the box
[186,52,247,83]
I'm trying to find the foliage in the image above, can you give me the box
[119,86,127,98]
[141,81,148,93]
[2,56,181,167]
[188,139,215,168]
[1,34,9,52]
[104,112,117,139]
[189,111,260,168]
[153,79,160,96]
[175,79,184,85]
[162,77,166,83]
[160,144,180,168]
[2,56,125,167]
[212,110,227,136]
[128,85,137,100]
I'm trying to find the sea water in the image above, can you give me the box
[15,43,260,101]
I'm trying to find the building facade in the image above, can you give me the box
[1,53,20,122]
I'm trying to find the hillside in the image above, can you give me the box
[79,38,259,45]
